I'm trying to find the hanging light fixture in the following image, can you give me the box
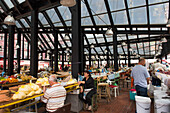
[84,51,87,54]
[47,50,50,53]
[64,34,70,40]
[166,19,170,27]
[91,56,95,59]
[16,44,20,49]
[60,0,76,7]
[104,49,107,53]
[66,48,69,51]
[136,54,140,58]
[129,48,133,52]
[161,37,167,43]
[105,28,113,36]
[67,53,69,56]
[4,12,15,25]
[90,44,94,49]
[159,46,163,50]
[52,54,55,57]
[122,42,127,46]
[38,41,41,46]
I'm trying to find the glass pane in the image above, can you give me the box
[16,21,22,28]
[88,0,107,15]
[128,35,137,39]
[149,3,169,24]
[39,13,50,27]
[138,35,148,38]
[129,7,147,24]
[127,0,146,8]
[17,0,25,4]
[58,6,71,20]
[106,37,113,42]
[46,8,60,23]
[94,14,110,25]
[149,0,168,4]
[82,17,93,25]
[65,21,71,26]
[97,38,105,43]
[108,0,125,11]
[20,19,29,27]
[4,0,14,8]
[112,10,128,25]
[81,1,89,17]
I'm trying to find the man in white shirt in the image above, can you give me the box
[131,58,150,97]
[41,75,66,112]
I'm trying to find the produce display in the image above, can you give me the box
[36,77,50,86]
[0,74,37,85]
[0,76,18,84]
[12,83,42,100]
[66,79,78,85]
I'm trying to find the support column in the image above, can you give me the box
[53,31,58,72]
[3,33,7,72]
[27,42,29,59]
[71,0,82,79]
[113,33,118,71]
[30,9,38,77]
[22,36,24,59]
[107,48,109,67]
[17,32,21,73]
[62,50,64,70]
[8,25,15,76]
[127,41,131,67]
[125,55,127,65]
[98,59,100,69]
[89,48,91,68]
[51,55,53,71]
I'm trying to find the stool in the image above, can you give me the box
[98,83,111,102]
[109,85,119,97]
[91,94,98,113]
[125,80,131,88]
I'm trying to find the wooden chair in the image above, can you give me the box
[50,103,71,113]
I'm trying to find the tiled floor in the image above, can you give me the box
[80,88,154,113]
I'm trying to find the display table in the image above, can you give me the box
[0,81,27,90]
[0,83,79,112]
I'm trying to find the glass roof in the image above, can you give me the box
[0,0,168,59]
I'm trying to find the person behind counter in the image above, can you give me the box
[41,75,66,113]
[78,71,96,111]
[131,57,150,97]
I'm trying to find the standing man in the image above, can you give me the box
[131,58,150,97]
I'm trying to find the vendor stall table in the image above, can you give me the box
[1,81,27,90]
[0,83,79,112]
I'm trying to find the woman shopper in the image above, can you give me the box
[78,71,96,110]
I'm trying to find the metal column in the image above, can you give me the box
[70,0,82,79]
[54,31,58,72]
[17,32,21,73]
[89,48,91,68]
[113,33,118,71]
[30,9,38,77]
[3,33,7,72]
[62,50,64,70]
[127,41,131,67]
[8,25,15,76]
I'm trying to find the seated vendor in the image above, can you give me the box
[41,75,66,113]
[78,71,96,110]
